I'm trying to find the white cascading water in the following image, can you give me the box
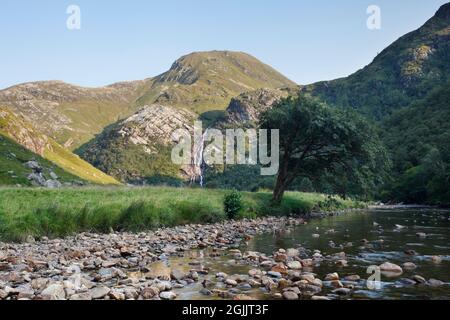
[192,128,209,187]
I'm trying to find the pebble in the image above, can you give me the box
[159,291,177,300]
[41,283,66,300]
[282,291,299,300]
[325,273,339,281]
[402,262,417,270]
[379,262,403,273]
[90,286,111,299]
[287,261,302,270]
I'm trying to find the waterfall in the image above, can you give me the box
[192,128,209,187]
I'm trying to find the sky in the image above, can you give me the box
[0,0,448,89]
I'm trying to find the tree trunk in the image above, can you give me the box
[272,160,290,204]
[272,175,287,204]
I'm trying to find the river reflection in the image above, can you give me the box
[171,207,450,300]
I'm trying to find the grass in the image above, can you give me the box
[0,135,84,186]
[0,106,120,186]
[0,186,363,242]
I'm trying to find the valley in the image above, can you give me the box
[0,2,449,302]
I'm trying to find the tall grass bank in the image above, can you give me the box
[0,187,363,242]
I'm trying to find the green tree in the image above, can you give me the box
[260,95,389,204]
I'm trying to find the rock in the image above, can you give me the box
[431,256,442,264]
[15,285,35,299]
[312,234,320,238]
[109,291,125,300]
[282,291,299,300]
[49,171,58,180]
[159,291,177,300]
[416,232,427,238]
[332,288,352,296]
[301,259,313,267]
[336,260,348,267]
[124,287,139,300]
[271,263,288,274]
[237,283,252,291]
[325,273,339,281]
[343,275,360,281]
[170,269,186,281]
[101,260,117,268]
[70,292,92,300]
[225,279,238,286]
[248,269,263,278]
[216,272,228,278]
[427,279,444,287]
[0,289,8,299]
[259,260,274,268]
[286,248,299,257]
[44,179,62,189]
[300,274,316,283]
[41,283,66,300]
[287,261,302,270]
[412,275,426,284]
[311,295,331,300]
[27,173,46,186]
[90,286,111,299]
[233,294,256,301]
[24,161,42,172]
[379,262,403,273]
[267,271,282,278]
[274,253,287,262]
[200,288,212,296]
[404,250,418,256]
[403,262,417,270]
[141,286,160,299]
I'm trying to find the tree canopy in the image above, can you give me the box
[259,95,390,203]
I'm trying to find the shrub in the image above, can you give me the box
[224,190,243,220]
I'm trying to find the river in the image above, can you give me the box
[168,207,449,300]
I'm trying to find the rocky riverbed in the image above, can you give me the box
[0,208,448,300]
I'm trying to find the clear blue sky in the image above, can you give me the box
[0,0,448,89]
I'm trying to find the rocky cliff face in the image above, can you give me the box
[78,104,201,183]
[224,88,291,125]
[117,104,197,153]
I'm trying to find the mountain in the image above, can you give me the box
[136,51,296,116]
[302,3,450,120]
[77,105,199,184]
[0,107,120,185]
[0,80,148,150]
[381,83,450,204]
[0,51,295,152]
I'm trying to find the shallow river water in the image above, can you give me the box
[168,207,450,300]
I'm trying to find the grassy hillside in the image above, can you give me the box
[0,107,120,185]
[302,3,450,120]
[0,51,295,150]
[136,51,297,116]
[0,80,149,149]
[0,135,83,186]
[0,187,362,241]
